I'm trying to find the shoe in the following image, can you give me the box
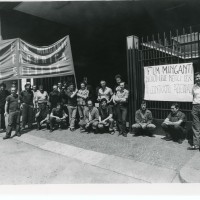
[110,131,115,135]
[118,131,123,136]
[165,137,173,141]
[37,126,41,131]
[17,133,21,137]
[187,145,199,150]
[3,135,10,140]
[49,129,53,133]
[177,139,183,144]
[70,128,75,132]
[21,127,25,131]
[123,133,127,137]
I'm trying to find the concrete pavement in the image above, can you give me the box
[0,127,199,183]
[0,135,145,184]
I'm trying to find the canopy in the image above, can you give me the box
[0,36,75,81]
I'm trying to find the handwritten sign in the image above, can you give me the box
[144,63,194,102]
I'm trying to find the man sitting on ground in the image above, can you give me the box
[132,100,156,136]
[49,103,68,132]
[161,103,186,144]
[35,103,50,130]
[79,100,99,133]
[98,98,115,135]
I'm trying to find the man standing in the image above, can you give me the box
[49,103,68,132]
[57,82,62,93]
[21,83,34,130]
[49,84,61,111]
[66,83,78,131]
[35,85,49,110]
[114,82,129,137]
[79,100,99,133]
[162,103,186,144]
[35,103,50,130]
[188,72,200,150]
[97,80,113,104]
[98,98,114,135]
[132,101,156,136]
[83,77,94,101]
[0,83,10,131]
[77,82,89,120]
[3,87,21,139]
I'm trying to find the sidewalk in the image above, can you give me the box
[0,128,198,183]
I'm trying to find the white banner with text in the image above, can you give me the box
[144,63,194,102]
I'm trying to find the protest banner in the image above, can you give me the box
[144,63,194,102]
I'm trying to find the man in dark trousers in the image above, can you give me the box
[162,103,186,144]
[188,72,200,150]
[132,100,156,136]
[20,83,34,130]
[35,102,50,130]
[49,84,61,111]
[3,87,21,139]
[49,103,68,132]
[0,83,10,131]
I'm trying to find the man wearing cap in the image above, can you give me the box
[20,83,34,130]
[0,83,10,131]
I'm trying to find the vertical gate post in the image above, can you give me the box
[126,35,139,132]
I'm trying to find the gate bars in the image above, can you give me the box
[127,27,200,130]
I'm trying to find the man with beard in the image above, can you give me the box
[132,101,156,136]
[98,98,114,135]
[0,83,10,131]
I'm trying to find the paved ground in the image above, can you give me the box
[26,127,196,171]
[0,126,198,183]
[0,135,145,184]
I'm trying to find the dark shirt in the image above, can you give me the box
[135,109,153,124]
[49,90,61,107]
[60,89,68,104]
[0,90,10,108]
[99,105,113,120]
[39,107,49,119]
[66,90,77,106]
[167,110,186,128]
[52,108,65,118]
[6,94,20,112]
[21,90,34,105]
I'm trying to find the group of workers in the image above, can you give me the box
[0,72,200,151]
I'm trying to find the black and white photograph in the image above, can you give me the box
[0,1,200,196]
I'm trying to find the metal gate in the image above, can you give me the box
[127,27,200,129]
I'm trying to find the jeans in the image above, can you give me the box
[79,120,98,131]
[116,104,127,133]
[161,123,186,140]
[0,107,5,129]
[22,103,33,128]
[191,104,200,146]
[6,110,20,136]
[77,105,86,119]
[49,117,66,130]
[132,123,156,135]
[98,118,114,132]
[67,105,77,129]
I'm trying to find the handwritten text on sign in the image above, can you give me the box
[144,63,194,102]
